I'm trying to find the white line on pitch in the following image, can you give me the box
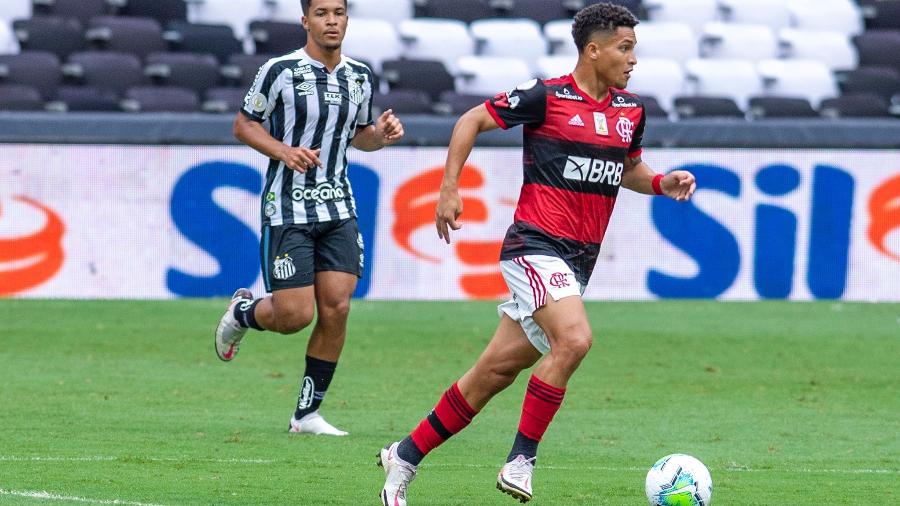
[0,488,165,506]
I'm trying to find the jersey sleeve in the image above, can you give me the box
[628,109,646,157]
[354,66,375,129]
[241,59,282,123]
[484,78,547,130]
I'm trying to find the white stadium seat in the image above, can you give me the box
[1,0,31,24]
[684,58,763,110]
[188,0,267,38]
[788,0,864,35]
[634,22,698,64]
[544,19,577,55]
[779,28,858,71]
[348,0,413,24]
[643,0,720,33]
[719,0,792,31]
[397,18,474,73]
[0,22,20,54]
[701,22,779,62]
[342,18,401,72]
[455,56,533,96]
[536,54,577,79]
[757,59,838,107]
[470,19,547,72]
[626,57,685,111]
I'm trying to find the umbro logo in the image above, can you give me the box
[568,114,584,127]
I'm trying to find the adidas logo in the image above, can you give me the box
[568,114,584,127]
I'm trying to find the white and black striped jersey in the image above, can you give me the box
[241,48,374,226]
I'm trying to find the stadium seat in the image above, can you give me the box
[13,17,85,60]
[397,19,475,73]
[700,23,778,62]
[187,0,266,38]
[49,85,122,111]
[779,29,858,71]
[248,20,306,55]
[634,22,698,63]
[854,30,900,74]
[203,86,246,113]
[643,0,719,33]
[32,0,109,26]
[418,0,497,23]
[625,57,684,111]
[509,0,574,26]
[165,22,244,63]
[544,19,577,55]
[748,97,818,119]
[0,51,61,100]
[718,0,791,31]
[756,59,837,108]
[605,0,644,18]
[674,96,744,118]
[342,19,402,72]
[374,89,433,115]
[0,22,20,55]
[382,59,455,101]
[470,19,548,71]
[841,66,900,100]
[436,90,488,115]
[639,95,668,118]
[117,0,189,27]
[124,85,201,112]
[348,0,414,24]
[1,0,31,25]
[819,93,890,117]
[455,56,533,96]
[788,0,864,35]
[0,83,43,110]
[222,53,271,88]
[684,58,763,110]
[536,54,577,79]
[863,0,900,30]
[145,52,221,94]
[86,16,167,61]
[65,51,145,94]
[267,0,303,23]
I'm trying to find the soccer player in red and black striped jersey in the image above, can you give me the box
[378,3,696,505]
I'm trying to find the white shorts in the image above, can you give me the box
[497,255,584,354]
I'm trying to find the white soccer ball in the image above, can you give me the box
[645,454,713,506]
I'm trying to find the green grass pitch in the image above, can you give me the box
[0,300,897,505]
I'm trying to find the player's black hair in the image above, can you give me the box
[301,0,348,16]
[572,2,639,52]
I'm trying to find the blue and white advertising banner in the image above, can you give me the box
[1,145,898,300]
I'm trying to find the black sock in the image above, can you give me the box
[233,298,264,330]
[293,355,337,420]
[396,436,425,466]
[507,431,539,463]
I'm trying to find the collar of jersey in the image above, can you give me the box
[565,74,613,109]
[297,47,347,73]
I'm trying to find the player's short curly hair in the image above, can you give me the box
[572,3,639,52]
[301,0,348,15]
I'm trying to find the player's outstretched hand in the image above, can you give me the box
[661,170,696,201]
[435,188,463,244]
[280,146,322,173]
[376,109,405,146]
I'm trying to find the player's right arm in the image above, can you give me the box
[233,113,321,173]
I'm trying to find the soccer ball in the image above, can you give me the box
[645,454,713,506]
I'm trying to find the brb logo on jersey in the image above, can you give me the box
[563,156,623,186]
[0,195,65,296]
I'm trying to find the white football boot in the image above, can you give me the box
[377,442,417,506]
[288,411,348,436]
[214,288,253,361]
[497,455,536,503]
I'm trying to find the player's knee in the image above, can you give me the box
[554,330,593,364]
[274,308,314,334]
[318,298,351,323]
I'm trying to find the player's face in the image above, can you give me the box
[589,27,637,89]
[302,0,348,51]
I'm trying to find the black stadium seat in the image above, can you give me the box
[117,0,188,27]
[862,0,900,30]
[511,0,576,25]
[0,51,62,100]
[374,89,433,115]
[854,30,900,74]
[674,96,744,118]
[382,59,455,101]
[748,97,817,119]
[86,16,167,61]
[124,86,201,112]
[165,22,244,63]
[145,52,221,95]
[249,20,306,56]
[52,85,122,111]
[32,0,109,26]
[203,87,248,113]
[66,51,145,94]
[820,93,891,118]
[841,66,900,101]
[437,91,488,115]
[0,84,44,111]
[13,17,85,60]
[418,0,497,23]
[223,54,272,88]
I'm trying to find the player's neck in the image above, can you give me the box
[304,43,342,72]
[572,64,610,103]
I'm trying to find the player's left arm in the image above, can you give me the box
[622,155,696,201]
[351,109,404,151]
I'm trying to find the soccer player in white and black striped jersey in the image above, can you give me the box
[214,0,404,436]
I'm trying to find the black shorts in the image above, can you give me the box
[261,218,363,291]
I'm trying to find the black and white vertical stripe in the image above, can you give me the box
[242,48,374,226]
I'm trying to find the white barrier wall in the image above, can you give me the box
[1,145,898,300]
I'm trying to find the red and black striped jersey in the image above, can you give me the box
[484,74,646,285]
